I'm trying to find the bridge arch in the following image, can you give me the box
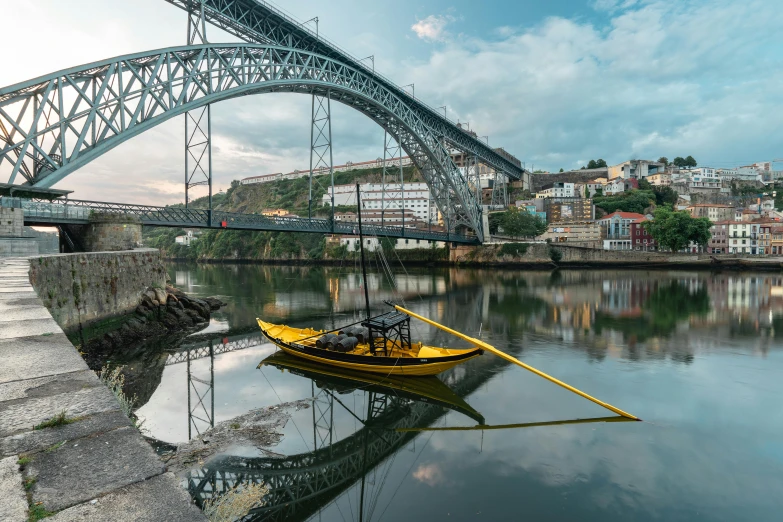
[0,44,481,236]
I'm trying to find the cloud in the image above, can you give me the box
[404,0,783,171]
[411,15,453,42]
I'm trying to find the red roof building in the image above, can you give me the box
[630,218,656,251]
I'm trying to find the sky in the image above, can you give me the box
[1,0,782,204]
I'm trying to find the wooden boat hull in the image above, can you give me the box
[258,319,482,377]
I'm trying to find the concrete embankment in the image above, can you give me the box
[451,243,783,270]
[0,257,206,521]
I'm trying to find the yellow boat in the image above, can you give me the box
[260,351,485,424]
[257,312,483,377]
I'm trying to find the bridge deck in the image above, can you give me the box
[1,197,480,244]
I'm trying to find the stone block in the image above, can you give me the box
[0,317,61,340]
[1,410,131,458]
[26,426,166,512]
[0,335,88,385]
[47,472,207,522]
[0,375,119,437]
[0,455,28,522]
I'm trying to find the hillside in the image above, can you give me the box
[144,165,445,261]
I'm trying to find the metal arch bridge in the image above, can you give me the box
[0,0,528,242]
[3,195,478,243]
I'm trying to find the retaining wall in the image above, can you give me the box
[28,249,167,333]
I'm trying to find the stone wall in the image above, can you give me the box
[28,249,167,333]
[0,238,39,257]
[531,170,608,192]
[62,213,143,252]
[0,207,23,237]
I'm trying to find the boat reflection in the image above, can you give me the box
[184,352,629,522]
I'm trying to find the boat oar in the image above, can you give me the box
[396,415,635,433]
[394,305,641,421]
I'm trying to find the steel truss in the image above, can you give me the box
[187,340,215,440]
[162,0,525,180]
[185,1,213,213]
[491,168,508,208]
[308,93,333,219]
[0,44,485,238]
[2,196,478,243]
[381,130,404,228]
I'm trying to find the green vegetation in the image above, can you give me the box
[99,366,136,418]
[658,157,669,166]
[548,246,563,263]
[23,476,36,491]
[45,441,66,453]
[637,179,679,206]
[499,242,530,257]
[33,411,76,430]
[587,159,607,169]
[642,207,711,252]
[593,190,656,214]
[594,281,710,342]
[27,503,53,522]
[672,156,697,168]
[491,206,547,238]
[17,456,31,467]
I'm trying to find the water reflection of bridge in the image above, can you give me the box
[168,284,516,521]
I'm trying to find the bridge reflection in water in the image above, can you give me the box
[170,334,626,522]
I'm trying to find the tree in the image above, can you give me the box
[685,155,697,168]
[594,190,656,214]
[595,159,607,168]
[673,157,686,168]
[653,185,679,207]
[638,179,652,191]
[658,157,669,166]
[587,159,598,169]
[501,206,547,239]
[642,207,711,252]
[559,168,564,173]
[584,185,590,199]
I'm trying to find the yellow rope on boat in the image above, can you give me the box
[394,305,641,421]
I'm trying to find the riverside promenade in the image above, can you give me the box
[0,257,206,521]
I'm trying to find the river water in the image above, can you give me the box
[132,264,783,521]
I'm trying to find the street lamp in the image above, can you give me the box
[359,55,375,74]
[438,105,447,118]
[300,16,319,38]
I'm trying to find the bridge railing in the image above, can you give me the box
[3,196,479,243]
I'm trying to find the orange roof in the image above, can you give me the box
[631,217,649,224]
[598,211,646,220]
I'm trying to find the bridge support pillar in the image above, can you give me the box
[59,213,142,253]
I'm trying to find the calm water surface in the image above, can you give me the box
[132,264,783,521]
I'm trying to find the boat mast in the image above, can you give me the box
[356,183,372,320]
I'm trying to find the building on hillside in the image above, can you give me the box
[686,204,734,222]
[540,221,602,246]
[597,211,646,250]
[708,222,730,254]
[603,178,626,195]
[607,160,665,180]
[536,182,575,199]
[739,209,761,222]
[517,204,547,222]
[175,230,197,247]
[336,236,444,252]
[771,227,783,254]
[717,167,762,182]
[630,218,656,251]
[546,198,595,223]
[727,221,775,254]
[261,209,291,217]
[647,173,672,186]
[240,155,416,186]
[324,182,437,225]
[585,178,607,197]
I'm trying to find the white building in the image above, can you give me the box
[175,231,196,247]
[647,173,672,186]
[338,236,445,252]
[607,160,665,180]
[324,182,438,225]
[717,167,762,182]
[241,156,415,186]
[536,182,575,199]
